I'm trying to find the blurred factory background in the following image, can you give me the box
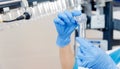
[0,0,119,69]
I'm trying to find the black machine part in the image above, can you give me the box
[3,12,31,23]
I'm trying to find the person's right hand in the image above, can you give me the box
[54,10,81,47]
[76,37,118,69]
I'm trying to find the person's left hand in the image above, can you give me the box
[54,10,81,47]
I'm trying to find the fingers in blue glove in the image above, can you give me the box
[72,10,81,16]
[54,10,81,25]
[58,10,81,25]
[76,37,102,55]
[76,47,88,67]
[54,17,65,35]
[64,11,76,24]
[76,37,93,48]
[65,24,77,35]
[58,12,71,24]
[76,46,96,67]
[77,47,85,57]
[64,11,73,20]
[54,17,65,25]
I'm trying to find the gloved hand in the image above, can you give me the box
[54,10,81,47]
[76,37,118,69]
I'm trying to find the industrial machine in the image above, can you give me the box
[65,0,116,51]
[82,0,113,50]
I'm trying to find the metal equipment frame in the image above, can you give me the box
[103,1,113,50]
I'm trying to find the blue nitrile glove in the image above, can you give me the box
[54,10,81,47]
[76,37,118,69]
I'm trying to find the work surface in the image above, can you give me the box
[0,8,119,69]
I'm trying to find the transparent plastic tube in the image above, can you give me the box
[75,14,87,38]
[73,4,87,57]
[74,13,87,57]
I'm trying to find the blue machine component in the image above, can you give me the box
[110,48,120,64]
[114,0,120,2]
[73,58,78,69]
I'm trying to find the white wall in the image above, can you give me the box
[0,14,61,69]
